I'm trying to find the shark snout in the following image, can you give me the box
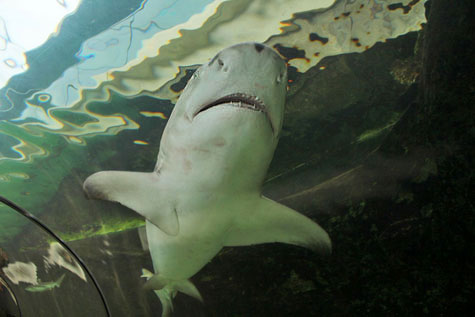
[181,42,287,137]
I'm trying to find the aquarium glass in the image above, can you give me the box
[2,0,472,316]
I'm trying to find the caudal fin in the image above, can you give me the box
[155,288,177,317]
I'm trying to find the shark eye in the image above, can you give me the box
[218,59,224,67]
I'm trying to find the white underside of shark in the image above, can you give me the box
[84,42,331,316]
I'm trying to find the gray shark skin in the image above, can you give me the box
[84,42,331,316]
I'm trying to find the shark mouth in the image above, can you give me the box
[195,93,274,132]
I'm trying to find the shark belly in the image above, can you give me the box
[145,216,224,280]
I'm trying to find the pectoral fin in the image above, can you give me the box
[224,197,331,254]
[83,171,179,236]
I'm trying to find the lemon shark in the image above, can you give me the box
[83,42,331,315]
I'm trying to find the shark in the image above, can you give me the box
[83,42,331,316]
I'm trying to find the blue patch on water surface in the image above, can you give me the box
[153,0,216,29]
[0,0,145,117]
[0,0,216,121]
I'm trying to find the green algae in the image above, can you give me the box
[356,112,400,143]
[56,217,145,243]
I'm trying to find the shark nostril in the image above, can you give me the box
[217,58,228,72]
[254,43,264,53]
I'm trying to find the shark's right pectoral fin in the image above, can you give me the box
[83,171,178,235]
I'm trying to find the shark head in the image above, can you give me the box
[179,42,287,136]
[159,42,288,191]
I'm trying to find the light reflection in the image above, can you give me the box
[56,0,67,8]
[0,123,48,162]
[0,276,17,305]
[0,0,427,165]
[38,94,52,103]
[3,58,17,68]
[6,172,29,180]
[11,138,47,163]
[0,0,81,87]
[133,140,149,145]
[66,135,84,144]
[2,261,38,285]
[44,242,86,282]
[139,111,167,119]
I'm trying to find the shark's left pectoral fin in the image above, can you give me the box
[83,171,179,235]
[224,197,331,254]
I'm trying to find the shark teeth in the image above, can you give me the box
[196,93,266,116]
[195,93,274,134]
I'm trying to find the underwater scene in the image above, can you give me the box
[0,0,473,316]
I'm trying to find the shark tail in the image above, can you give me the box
[154,288,177,317]
[141,269,203,317]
